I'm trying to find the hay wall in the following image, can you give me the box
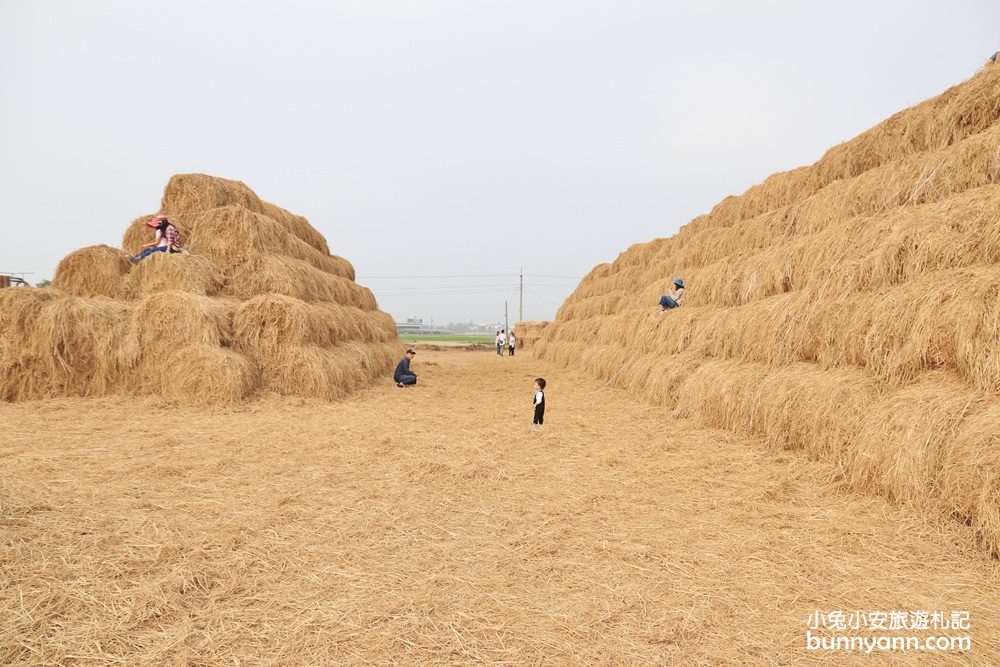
[534,65,1000,555]
[514,321,549,352]
[1,174,401,404]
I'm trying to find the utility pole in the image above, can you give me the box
[504,301,509,339]
[519,267,523,324]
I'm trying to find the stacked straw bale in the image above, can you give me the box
[513,321,549,352]
[534,65,1000,555]
[1,174,401,404]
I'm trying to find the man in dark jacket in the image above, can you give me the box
[394,349,418,387]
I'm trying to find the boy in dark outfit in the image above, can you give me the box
[531,378,546,428]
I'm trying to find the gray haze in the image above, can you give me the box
[1,1,997,324]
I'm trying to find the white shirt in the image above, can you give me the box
[508,334,515,347]
[498,333,506,345]
[533,390,544,405]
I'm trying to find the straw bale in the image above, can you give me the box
[51,245,131,299]
[858,267,1000,392]
[573,262,612,295]
[534,336,588,370]
[152,344,260,405]
[868,185,1000,288]
[814,65,1000,184]
[342,339,402,376]
[260,200,331,255]
[556,292,626,321]
[0,284,62,339]
[122,251,225,300]
[590,349,701,405]
[32,295,138,398]
[131,292,236,351]
[702,166,822,230]
[173,206,355,281]
[229,254,377,309]
[259,346,339,399]
[943,401,1000,554]
[514,321,549,351]
[0,288,64,400]
[848,376,979,505]
[231,294,337,357]
[160,173,265,216]
[674,359,878,461]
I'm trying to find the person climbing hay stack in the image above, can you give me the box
[659,278,684,312]
[128,215,182,262]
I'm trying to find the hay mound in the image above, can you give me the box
[534,66,1000,555]
[513,321,549,352]
[1,174,401,404]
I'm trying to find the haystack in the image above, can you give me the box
[533,65,1000,555]
[0,174,401,405]
[514,321,549,352]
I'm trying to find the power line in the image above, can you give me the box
[371,283,517,291]
[529,274,582,279]
[525,287,565,305]
[374,287,519,296]
[358,272,583,280]
[525,283,578,288]
[359,273,514,279]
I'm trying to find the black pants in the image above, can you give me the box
[509,345,515,356]
[533,405,544,425]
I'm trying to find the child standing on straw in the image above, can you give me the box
[531,378,546,428]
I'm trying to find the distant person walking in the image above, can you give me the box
[394,349,418,387]
[508,330,516,357]
[659,278,685,312]
[531,378,546,428]
[496,330,507,356]
[129,215,181,262]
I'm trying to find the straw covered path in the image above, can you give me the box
[2,349,999,665]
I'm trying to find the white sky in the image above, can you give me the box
[1,1,998,324]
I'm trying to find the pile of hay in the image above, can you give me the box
[2,174,401,404]
[534,66,1000,555]
[513,321,549,352]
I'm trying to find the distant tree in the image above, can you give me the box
[35,278,51,288]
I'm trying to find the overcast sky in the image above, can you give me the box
[1,1,998,325]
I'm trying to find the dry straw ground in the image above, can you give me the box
[537,66,1000,557]
[2,349,999,666]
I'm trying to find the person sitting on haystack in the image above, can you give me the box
[659,278,685,312]
[129,215,182,262]
[394,349,418,388]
